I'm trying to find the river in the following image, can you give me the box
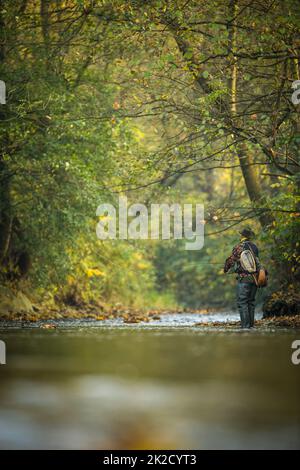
[0,311,299,449]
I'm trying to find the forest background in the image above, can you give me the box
[0,0,299,315]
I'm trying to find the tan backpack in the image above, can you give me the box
[240,241,268,288]
[255,268,268,288]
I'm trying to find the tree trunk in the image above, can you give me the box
[229,1,258,202]
[165,5,273,229]
[228,0,272,228]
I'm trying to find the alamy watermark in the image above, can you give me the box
[291,80,300,105]
[0,80,6,104]
[96,197,205,250]
[0,340,6,365]
[291,340,300,365]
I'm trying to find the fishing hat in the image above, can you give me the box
[239,227,255,239]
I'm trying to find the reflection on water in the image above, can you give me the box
[0,318,299,449]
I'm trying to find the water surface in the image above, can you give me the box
[0,312,299,449]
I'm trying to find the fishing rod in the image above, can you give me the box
[171,261,225,266]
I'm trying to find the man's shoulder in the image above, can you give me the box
[233,240,258,253]
[245,240,259,255]
[248,241,258,249]
[232,242,244,254]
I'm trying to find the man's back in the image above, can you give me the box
[224,239,259,277]
[244,240,259,258]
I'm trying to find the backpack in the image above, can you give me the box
[240,242,268,288]
[256,268,268,288]
[240,242,257,273]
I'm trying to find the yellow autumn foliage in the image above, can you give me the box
[86,268,106,278]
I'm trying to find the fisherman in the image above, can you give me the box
[224,227,259,329]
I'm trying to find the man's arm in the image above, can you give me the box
[224,243,243,273]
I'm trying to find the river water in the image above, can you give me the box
[0,311,299,449]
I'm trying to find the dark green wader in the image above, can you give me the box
[237,280,258,328]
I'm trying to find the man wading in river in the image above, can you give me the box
[224,227,260,329]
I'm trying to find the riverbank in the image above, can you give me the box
[1,286,300,329]
[0,308,299,330]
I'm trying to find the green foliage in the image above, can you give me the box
[0,0,299,311]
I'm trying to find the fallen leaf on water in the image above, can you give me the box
[40,323,56,329]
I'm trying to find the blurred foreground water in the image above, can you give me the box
[0,312,299,449]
